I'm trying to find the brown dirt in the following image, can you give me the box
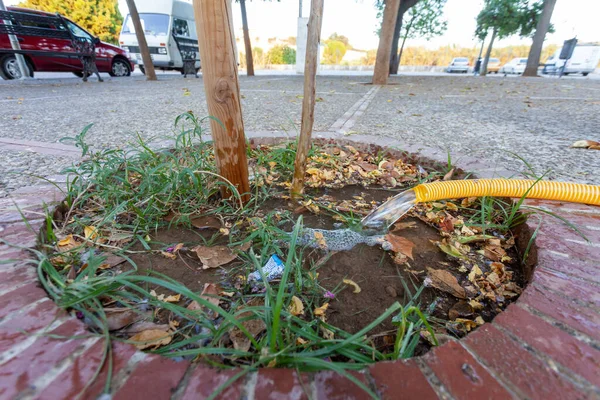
[126,184,525,344]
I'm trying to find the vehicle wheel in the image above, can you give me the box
[109,58,131,77]
[73,72,84,78]
[139,65,145,75]
[582,73,589,77]
[0,55,34,80]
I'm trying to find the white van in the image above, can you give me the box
[543,44,600,76]
[119,0,200,74]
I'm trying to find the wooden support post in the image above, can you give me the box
[125,0,157,81]
[194,0,250,203]
[373,0,401,85]
[291,0,324,199]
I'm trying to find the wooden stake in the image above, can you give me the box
[125,0,157,81]
[194,0,250,203]
[291,0,324,199]
[372,0,400,85]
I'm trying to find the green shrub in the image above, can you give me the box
[323,40,347,64]
[267,45,296,65]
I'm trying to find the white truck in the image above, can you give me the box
[118,0,200,74]
[543,44,600,76]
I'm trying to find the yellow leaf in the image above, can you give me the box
[129,329,172,350]
[57,234,79,250]
[455,318,478,332]
[469,299,484,310]
[160,251,177,260]
[342,278,361,294]
[314,303,329,317]
[306,168,321,175]
[164,294,181,303]
[84,226,98,240]
[288,296,304,316]
[267,359,277,368]
[475,316,485,325]
[296,337,308,345]
[468,265,483,284]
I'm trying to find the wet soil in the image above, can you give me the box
[128,184,525,342]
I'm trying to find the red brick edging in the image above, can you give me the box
[1,135,599,399]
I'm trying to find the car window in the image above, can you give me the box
[519,59,527,64]
[490,58,499,63]
[66,21,91,40]
[122,13,169,36]
[173,19,189,37]
[455,58,468,62]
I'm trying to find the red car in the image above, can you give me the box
[0,7,134,80]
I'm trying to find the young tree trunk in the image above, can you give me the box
[523,0,557,77]
[125,0,157,81]
[397,16,415,68]
[480,27,497,77]
[373,0,401,85]
[194,0,250,203]
[239,0,254,76]
[291,0,324,199]
[389,0,419,74]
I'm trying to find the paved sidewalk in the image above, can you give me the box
[1,74,600,197]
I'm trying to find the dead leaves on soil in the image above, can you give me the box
[385,233,415,264]
[192,242,251,269]
[426,268,466,299]
[130,329,173,350]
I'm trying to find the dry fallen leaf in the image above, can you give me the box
[391,221,417,232]
[288,296,304,316]
[342,278,361,294]
[571,140,600,149]
[385,234,415,260]
[229,299,266,352]
[106,309,145,331]
[314,303,329,317]
[187,283,221,317]
[57,235,81,251]
[123,321,169,334]
[190,215,221,230]
[84,226,99,240]
[160,251,177,260]
[443,168,455,181]
[164,294,181,303]
[468,265,483,284]
[427,268,466,299]
[129,329,172,350]
[455,318,478,332]
[192,243,248,269]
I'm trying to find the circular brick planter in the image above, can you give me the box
[1,133,599,399]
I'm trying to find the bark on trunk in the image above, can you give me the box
[389,0,419,75]
[523,0,557,77]
[240,0,254,76]
[373,0,401,85]
[125,0,157,80]
[397,15,414,68]
[480,28,497,77]
[291,0,324,198]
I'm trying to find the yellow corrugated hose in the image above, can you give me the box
[412,179,600,206]
[361,179,600,232]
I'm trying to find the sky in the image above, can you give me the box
[6,0,599,50]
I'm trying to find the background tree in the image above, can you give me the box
[235,0,280,77]
[396,0,447,67]
[375,0,420,74]
[475,0,541,76]
[18,0,122,44]
[323,40,347,64]
[522,0,556,76]
[328,32,351,49]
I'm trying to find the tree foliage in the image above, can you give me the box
[18,0,122,44]
[475,0,548,40]
[401,0,447,41]
[328,32,351,48]
[323,40,347,64]
[266,45,296,65]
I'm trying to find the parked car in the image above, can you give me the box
[0,7,134,80]
[486,58,501,73]
[543,44,600,76]
[446,57,470,73]
[499,58,528,75]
